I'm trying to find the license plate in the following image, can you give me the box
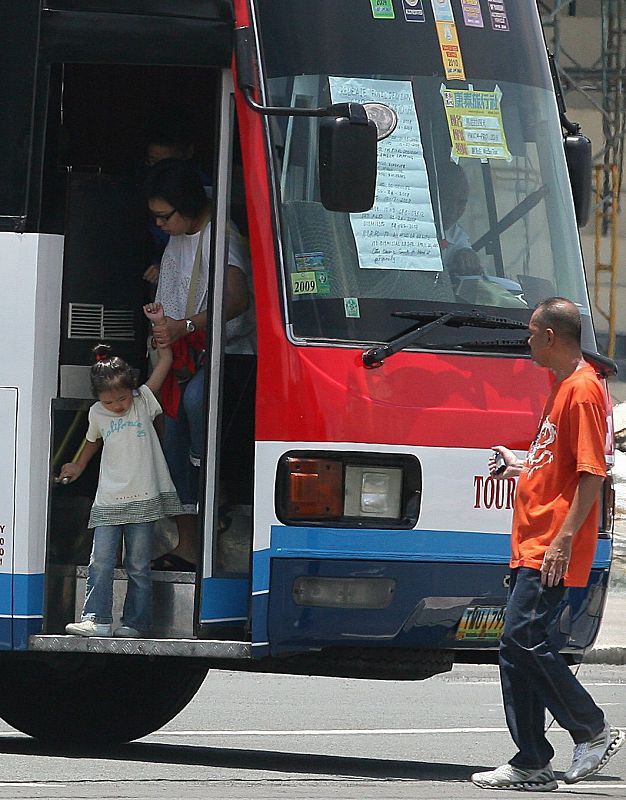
[456,605,506,641]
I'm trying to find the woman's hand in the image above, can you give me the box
[151,316,186,348]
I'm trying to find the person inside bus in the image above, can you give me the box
[144,158,255,570]
[136,115,211,287]
[437,161,524,307]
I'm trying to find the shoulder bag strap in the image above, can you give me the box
[186,217,210,319]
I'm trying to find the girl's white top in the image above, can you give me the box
[86,385,183,528]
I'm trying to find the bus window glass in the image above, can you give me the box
[254,1,594,349]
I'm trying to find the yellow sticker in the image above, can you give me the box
[441,84,511,162]
[435,20,466,81]
[291,270,330,296]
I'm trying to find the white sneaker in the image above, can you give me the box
[471,763,557,791]
[65,620,112,637]
[564,723,625,784]
[113,626,141,638]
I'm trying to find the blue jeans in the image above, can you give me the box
[163,366,205,509]
[82,522,154,631]
[500,567,605,769]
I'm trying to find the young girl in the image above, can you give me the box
[62,304,183,638]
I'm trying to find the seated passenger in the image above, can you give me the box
[438,162,525,308]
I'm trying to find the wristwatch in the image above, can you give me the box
[185,318,196,334]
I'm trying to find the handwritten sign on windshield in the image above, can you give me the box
[329,77,443,272]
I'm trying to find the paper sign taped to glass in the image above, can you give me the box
[328,77,443,272]
[441,84,512,162]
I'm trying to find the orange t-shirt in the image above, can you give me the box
[511,364,608,587]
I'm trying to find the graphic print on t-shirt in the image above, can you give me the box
[526,417,557,478]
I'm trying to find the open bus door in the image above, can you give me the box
[0,0,255,744]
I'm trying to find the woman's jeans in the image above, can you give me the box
[82,522,154,631]
[500,567,605,769]
[163,366,205,511]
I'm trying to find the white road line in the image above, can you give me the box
[150,724,625,738]
[0,784,67,788]
[149,727,511,737]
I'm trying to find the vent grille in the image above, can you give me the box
[68,304,135,341]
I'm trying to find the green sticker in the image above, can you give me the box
[344,297,361,318]
[370,0,395,19]
[291,270,331,296]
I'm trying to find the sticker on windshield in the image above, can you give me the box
[461,0,484,28]
[488,1,509,32]
[291,271,330,296]
[344,298,361,318]
[401,0,425,22]
[295,252,326,271]
[441,84,511,162]
[430,0,454,22]
[431,2,466,81]
[370,0,395,19]
[329,77,443,272]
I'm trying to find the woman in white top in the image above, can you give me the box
[144,159,255,568]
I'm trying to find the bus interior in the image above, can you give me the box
[40,62,255,641]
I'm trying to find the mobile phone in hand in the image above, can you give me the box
[493,451,506,475]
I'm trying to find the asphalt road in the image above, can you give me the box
[0,664,624,799]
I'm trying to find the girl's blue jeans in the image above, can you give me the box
[82,522,154,631]
[500,567,605,769]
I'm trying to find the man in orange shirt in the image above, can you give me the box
[472,298,624,792]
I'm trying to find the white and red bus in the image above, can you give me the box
[0,0,616,743]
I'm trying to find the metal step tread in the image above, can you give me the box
[29,635,251,658]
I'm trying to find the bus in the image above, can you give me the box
[0,0,616,743]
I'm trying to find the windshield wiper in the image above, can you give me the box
[362,310,527,367]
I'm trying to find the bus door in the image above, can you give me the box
[26,3,241,642]
[198,71,255,640]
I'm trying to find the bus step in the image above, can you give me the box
[28,635,251,659]
[75,566,195,639]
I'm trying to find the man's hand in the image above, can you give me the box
[540,536,572,587]
[142,264,160,284]
[489,445,523,480]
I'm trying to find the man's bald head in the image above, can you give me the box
[532,297,581,346]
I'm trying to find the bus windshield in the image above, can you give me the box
[254,1,593,348]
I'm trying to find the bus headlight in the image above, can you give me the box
[276,452,421,527]
[344,466,403,518]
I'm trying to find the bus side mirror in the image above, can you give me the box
[319,113,378,213]
[564,134,592,228]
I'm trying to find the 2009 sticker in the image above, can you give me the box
[291,270,330,296]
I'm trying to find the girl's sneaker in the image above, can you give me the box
[65,620,112,637]
[113,626,141,638]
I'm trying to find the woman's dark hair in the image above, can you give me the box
[90,344,136,398]
[143,158,208,219]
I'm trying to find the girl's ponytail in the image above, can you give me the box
[90,344,136,398]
